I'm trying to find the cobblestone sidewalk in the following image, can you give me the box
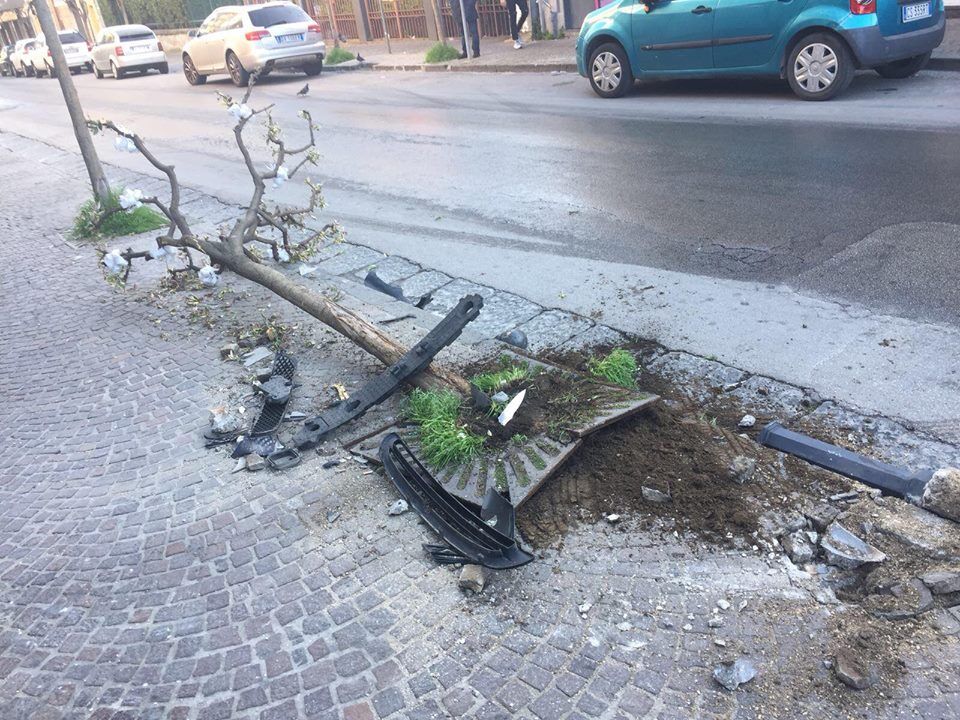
[1,132,959,720]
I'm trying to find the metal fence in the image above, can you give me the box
[439,0,510,39]
[365,0,429,39]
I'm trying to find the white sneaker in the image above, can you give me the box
[513,39,522,50]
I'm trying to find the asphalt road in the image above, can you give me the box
[2,66,959,326]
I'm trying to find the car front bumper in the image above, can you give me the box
[841,14,945,67]
[242,40,326,71]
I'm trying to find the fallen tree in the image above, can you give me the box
[90,78,468,394]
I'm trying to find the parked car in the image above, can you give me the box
[182,1,325,87]
[9,39,36,77]
[91,24,169,79]
[577,0,946,100]
[26,30,93,77]
[0,44,14,77]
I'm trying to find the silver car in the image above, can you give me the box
[182,1,325,87]
[91,24,169,79]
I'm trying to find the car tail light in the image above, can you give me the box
[307,24,322,34]
[115,46,124,56]
[47,49,51,57]
[849,0,876,13]
[157,40,164,51]
[87,42,93,51]
[245,30,271,41]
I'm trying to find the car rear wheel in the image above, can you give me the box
[94,63,103,79]
[160,62,170,75]
[111,62,124,79]
[787,33,854,101]
[25,63,35,77]
[226,51,250,87]
[875,52,930,79]
[45,62,56,78]
[588,42,633,99]
[303,61,322,77]
[182,54,206,85]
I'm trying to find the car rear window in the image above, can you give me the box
[248,5,310,27]
[59,31,85,44]
[118,31,155,42]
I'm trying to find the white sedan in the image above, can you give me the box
[26,30,92,77]
[91,24,169,79]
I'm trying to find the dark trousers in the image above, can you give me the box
[507,0,528,41]
[451,0,480,57]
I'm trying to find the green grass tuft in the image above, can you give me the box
[72,188,167,240]
[424,42,462,64]
[406,389,485,468]
[588,348,638,389]
[325,47,355,65]
[471,362,533,394]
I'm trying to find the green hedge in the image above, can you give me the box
[95,0,237,29]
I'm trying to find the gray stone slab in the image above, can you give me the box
[426,279,497,316]
[397,270,454,300]
[466,292,542,340]
[317,245,386,275]
[647,351,746,398]
[514,311,594,354]
[353,255,422,285]
[556,324,628,353]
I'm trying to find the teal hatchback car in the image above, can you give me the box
[576,0,946,100]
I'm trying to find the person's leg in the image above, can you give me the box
[515,0,529,36]
[451,0,468,56]
[507,0,519,41]
[466,1,480,57]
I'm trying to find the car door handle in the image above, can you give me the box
[691,5,712,13]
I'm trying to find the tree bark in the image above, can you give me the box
[200,242,470,394]
[32,0,111,204]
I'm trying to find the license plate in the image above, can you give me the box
[277,33,304,44]
[64,46,78,54]
[130,44,150,53]
[902,1,931,23]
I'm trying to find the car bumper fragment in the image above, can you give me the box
[841,15,945,67]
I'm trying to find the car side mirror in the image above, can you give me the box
[188,29,199,38]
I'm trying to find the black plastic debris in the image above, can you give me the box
[364,269,432,309]
[204,429,240,448]
[289,294,483,450]
[266,448,302,470]
[470,384,492,412]
[379,433,534,570]
[250,351,297,436]
[759,421,933,503]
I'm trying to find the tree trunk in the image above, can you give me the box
[209,245,470,394]
[116,0,129,24]
[33,0,111,205]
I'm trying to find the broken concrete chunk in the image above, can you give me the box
[578,602,592,615]
[713,658,757,691]
[781,530,815,564]
[209,406,243,434]
[920,571,960,595]
[716,599,731,611]
[738,414,756,428]
[821,523,886,569]
[833,649,878,690]
[641,486,671,504]
[605,514,622,525]
[921,468,960,523]
[490,391,509,404]
[243,346,273,367]
[708,617,723,628]
[244,454,265,472]
[459,565,488,593]
[759,510,806,539]
[728,456,756,485]
[388,499,409,516]
[830,491,859,503]
[874,578,934,621]
[805,503,841,532]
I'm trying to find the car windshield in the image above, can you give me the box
[118,31,155,41]
[59,31,85,44]
[248,5,309,27]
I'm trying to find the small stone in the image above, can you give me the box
[578,602,592,615]
[728,456,756,485]
[662,619,674,629]
[326,508,340,523]
[681,624,693,632]
[921,468,960,523]
[738,414,756,428]
[920,571,960,595]
[829,491,859,503]
[243,346,273,367]
[821,523,886,569]
[716,599,731,611]
[388,499,409,516]
[209,406,243,434]
[244,454,265,472]
[616,622,632,632]
[759,510,806,539]
[322,459,341,469]
[220,342,239,359]
[805,503,840,532]
[714,639,727,647]
[605,514,621,525]
[491,391,510,403]
[459,565,488,593]
[834,649,878,690]
[708,617,723,628]
[713,658,757,691]
[641,486,671,503]
[781,530,815,564]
